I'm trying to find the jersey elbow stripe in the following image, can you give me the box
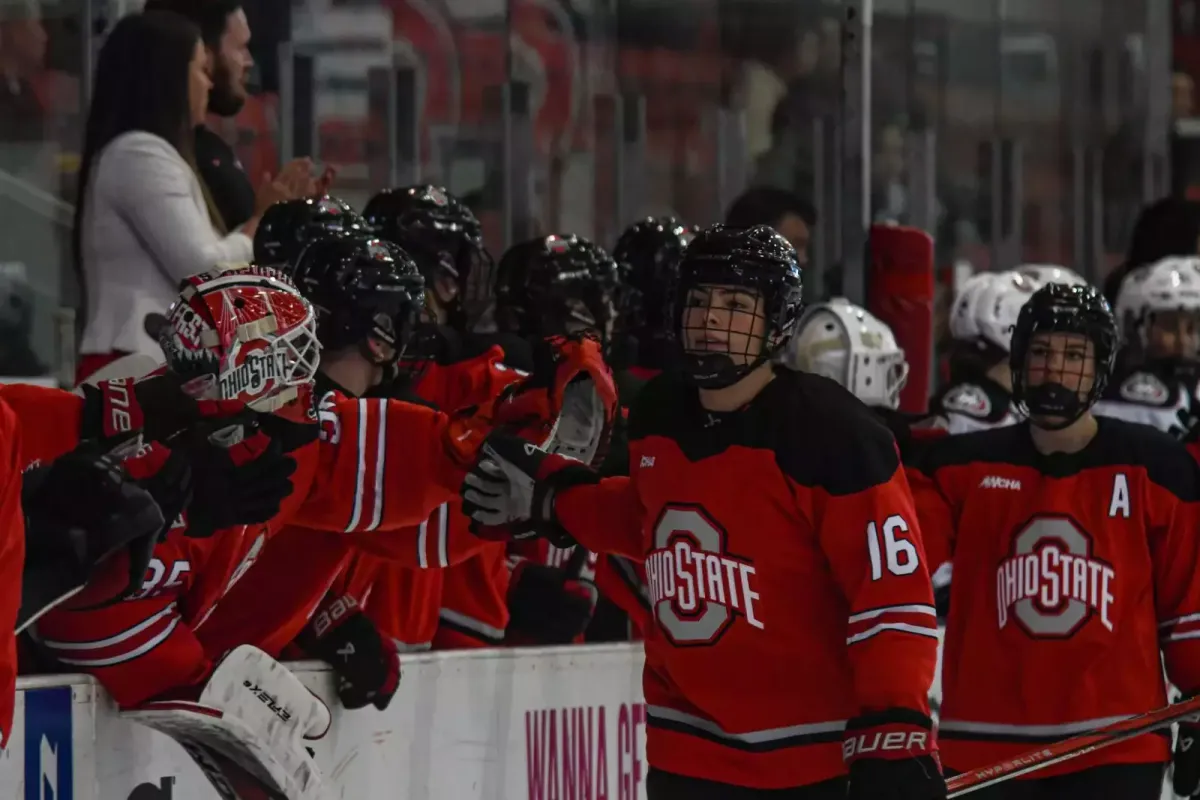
[39,603,181,667]
[1159,613,1200,642]
[846,604,938,646]
[416,503,450,569]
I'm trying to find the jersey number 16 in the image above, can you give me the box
[866,515,920,580]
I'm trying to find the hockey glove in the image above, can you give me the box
[494,334,618,442]
[295,594,401,712]
[79,372,252,450]
[507,557,599,644]
[844,709,945,800]
[172,423,301,538]
[19,443,166,627]
[1174,694,1200,796]
[460,430,600,544]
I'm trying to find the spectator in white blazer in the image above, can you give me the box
[71,10,309,384]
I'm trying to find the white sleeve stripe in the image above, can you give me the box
[846,622,941,646]
[436,503,449,568]
[1160,613,1200,628]
[848,604,937,624]
[417,519,429,569]
[39,603,178,650]
[1163,630,1200,642]
[54,617,181,667]
[365,398,387,532]
[345,399,368,532]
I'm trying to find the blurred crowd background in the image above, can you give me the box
[0,0,1191,384]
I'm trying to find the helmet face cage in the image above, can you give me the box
[674,225,803,389]
[1010,283,1118,429]
[160,267,320,415]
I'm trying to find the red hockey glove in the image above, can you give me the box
[295,594,401,712]
[80,373,252,450]
[460,430,599,544]
[844,709,944,800]
[506,557,599,644]
[493,334,618,445]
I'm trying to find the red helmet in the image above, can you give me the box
[159,265,320,417]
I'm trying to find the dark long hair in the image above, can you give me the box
[71,10,202,327]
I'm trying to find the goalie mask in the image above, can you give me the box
[159,266,320,421]
[674,224,803,389]
[253,196,369,268]
[1010,282,1117,430]
[788,298,909,408]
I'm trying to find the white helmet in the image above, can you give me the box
[1115,256,1200,342]
[1016,264,1088,288]
[969,270,1042,353]
[948,272,999,342]
[787,298,909,408]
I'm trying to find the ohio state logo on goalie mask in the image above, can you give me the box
[646,504,763,645]
[996,515,1115,637]
[218,342,291,401]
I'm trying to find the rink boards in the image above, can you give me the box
[0,632,1179,799]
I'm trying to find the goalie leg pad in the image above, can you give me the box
[124,645,332,800]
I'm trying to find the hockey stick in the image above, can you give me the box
[946,694,1200,797]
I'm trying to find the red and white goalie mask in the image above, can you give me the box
[159,266,320,419]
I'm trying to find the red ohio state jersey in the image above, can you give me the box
[910,417,1200,776]
[552,369,939,790]
[0,400,23,745]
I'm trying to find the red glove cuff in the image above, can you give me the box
[310,594,361,639]
[97,377,145,439]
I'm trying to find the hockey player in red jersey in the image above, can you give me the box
[0,409,175,747]
[461,224,944,799]
[13,262,545,709]
[909,282,1200,798]
[452,232,627,647]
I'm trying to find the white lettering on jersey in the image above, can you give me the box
[996,518,1114,635]
[1108,473,1131,518]
[317,391,342,444]
[979,475,1022,491]
[646,506,762,643]
[129,558,193,601]
[640,456,655,468]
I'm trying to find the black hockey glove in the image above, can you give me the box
[844,709,946,800]
[460,430,600,545]
[1173,694,1200,796]
[19,444,166,628]
[296,594,401,711]
[507,558,599,644]
[171,418,306,538]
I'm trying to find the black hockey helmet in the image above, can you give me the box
[286,235,426,361]
[1010,282,1118,429]
[362,185,493,329]
[612,216,695,366]
[494,234,617,343]
[674,224,803,389]
[253,196,369,267]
